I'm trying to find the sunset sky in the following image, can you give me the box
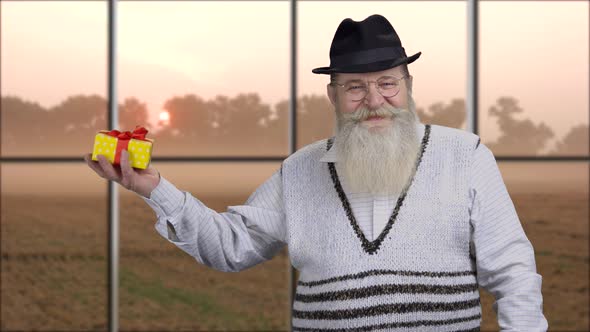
[1,1,588,147]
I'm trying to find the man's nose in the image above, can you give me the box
[364,83,385,110]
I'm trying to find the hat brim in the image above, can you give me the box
[312,51,421,75]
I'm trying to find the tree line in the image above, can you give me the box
[1,93,587,156]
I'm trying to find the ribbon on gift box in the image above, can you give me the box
[100,125,150,165]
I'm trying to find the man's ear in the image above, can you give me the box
[327,84,337,107]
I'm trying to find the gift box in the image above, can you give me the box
[91,125,154,169]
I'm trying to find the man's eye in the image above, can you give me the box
[379,82,398,89]
[348,85,366,90]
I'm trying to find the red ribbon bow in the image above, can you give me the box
[105,125,149,141]
[102,126,150,166]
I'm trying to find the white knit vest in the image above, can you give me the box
[282,124,483,332]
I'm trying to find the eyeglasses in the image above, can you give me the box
[330,74,408,102]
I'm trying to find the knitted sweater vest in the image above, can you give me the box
[282,124,483,332]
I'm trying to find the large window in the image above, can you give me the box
[1,0,588,330]
[118,1,290,157]
[477,3,589,329]
[1,1,109,330]
[479,1,588,157]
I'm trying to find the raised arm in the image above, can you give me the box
[141,167,287,273]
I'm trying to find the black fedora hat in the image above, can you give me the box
[312,14,421,75]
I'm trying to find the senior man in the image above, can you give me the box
[85,14,548,332]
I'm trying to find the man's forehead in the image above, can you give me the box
[336,67,404,81]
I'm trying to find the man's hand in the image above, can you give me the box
[83,150,161,199]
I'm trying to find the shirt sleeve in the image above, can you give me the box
[469,142,548,331]
[139,166,287,273]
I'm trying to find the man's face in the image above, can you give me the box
[327,66,412,133]
[325,65,421,196]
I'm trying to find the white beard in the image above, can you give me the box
[333,93,421,196]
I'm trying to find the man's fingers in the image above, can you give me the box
[120,150,134,188]
[84,153,108,178]
[97,154,120,181]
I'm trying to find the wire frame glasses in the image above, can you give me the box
[330,74,408,102]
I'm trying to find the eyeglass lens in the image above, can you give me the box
[344,76,403,101]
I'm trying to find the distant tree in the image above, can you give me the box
[0,94,108,154]
[216,93,273,135]
[416,98,465,129]
[551,124,589,155]
[119,97,149,131]
[1,95,49,152]
[486,96,554,155]
[265,99,289,152]
[297,94,334,147]
[47,94,107,134]
[162,94,212,140]
[207,95,231,138]
[213,93,275,153]
[270,99,289,128]
[45,94,107,154]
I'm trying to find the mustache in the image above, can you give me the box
[340,104,407,123]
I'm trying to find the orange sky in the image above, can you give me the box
[1,1,588,151]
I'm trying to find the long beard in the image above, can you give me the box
[333,95,421,196]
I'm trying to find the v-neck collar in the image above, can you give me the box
[325,124,432,255]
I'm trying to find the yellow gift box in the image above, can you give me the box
[91,126,154,169]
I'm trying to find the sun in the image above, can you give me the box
[159,111,170,123]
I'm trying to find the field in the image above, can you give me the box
[1,190,588,331]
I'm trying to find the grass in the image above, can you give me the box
[554,260,573,275]
[537,250,553,256]
[119,267,272,329]
[72,291,89,306]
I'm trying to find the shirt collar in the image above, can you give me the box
[319,121,426,163]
